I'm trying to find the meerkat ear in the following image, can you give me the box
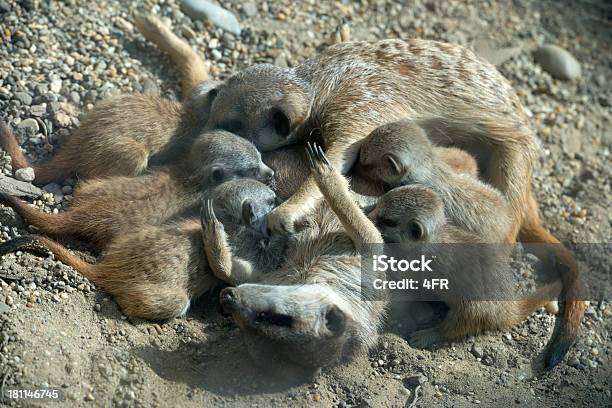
[324,304,346,337]
[384,153,403,176]
[407,220,426,241]
[209,165,225,184]
[241,200,256,226]
[193,80,222,100]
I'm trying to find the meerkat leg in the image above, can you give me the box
[119,286,191,321]
[306,143,383,246]
[200,200,257,285]
[269,140,357,234]
[134,13,209,97]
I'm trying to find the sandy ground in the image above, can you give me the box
[0,0,610,406]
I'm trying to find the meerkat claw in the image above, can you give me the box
[408,327,445,349]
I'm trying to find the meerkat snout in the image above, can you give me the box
[259,164,275,185]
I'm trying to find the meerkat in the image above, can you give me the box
[0,179,285,321]
[306,143,563,349]
[0,130,274,248]
[357,119,511,243]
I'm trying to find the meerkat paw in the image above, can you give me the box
[408,327,446,349]
[200,199,223,237]
[267,205,299,234]
[306,142,333,179]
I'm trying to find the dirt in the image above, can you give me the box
[0,0,610,407]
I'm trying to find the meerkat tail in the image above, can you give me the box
[0,235,99,282]
[133,13,209,98]
[0,121,33,171]
[0,193,73,236]
[0,122,76,184]
[519,196,586,369]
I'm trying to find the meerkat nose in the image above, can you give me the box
[220,287,238,310]
[261,165,275,181]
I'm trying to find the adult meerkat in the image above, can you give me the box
[358,119,511,243]
[306,144,562,348]
[0,179,285,321]
[0,130,273,249]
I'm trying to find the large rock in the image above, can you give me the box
[182,0,241,35]
[533,44,581,80]
[0,175,42,198]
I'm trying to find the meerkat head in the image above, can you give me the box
[209,178,279,235]
[359,120,436,189]
[368,185,446,243]
[220,283,356,378]
[188,130,275,189]
[203,64,311,151]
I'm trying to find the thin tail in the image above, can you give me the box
[0,121,32,170]
[519,195,586,369]
[0,121,75,185]
[0,192,70,236]
[0,235,98,282]
[133,13,209,98]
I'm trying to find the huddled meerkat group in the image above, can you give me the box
[0,14,584,376]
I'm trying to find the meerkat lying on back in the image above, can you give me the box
[0,129,273,249]
[0,179,285,321]
[358,119,511,243]
[306,144,562,348]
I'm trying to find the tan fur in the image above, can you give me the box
[134,13,210,98]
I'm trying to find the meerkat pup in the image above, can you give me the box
[0,130,274,248]
[0,179,285,321]
[0,13,221,185]
[357,119,511,243]
[306,144,563,350]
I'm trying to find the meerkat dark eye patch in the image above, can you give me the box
[210,166,225,183]
[270,108,291,137]
[255,311,293,327]
[378,217,398,228]
[220,119,244,134]
[241,200,257,226]
[206,88,219,101]
[407,220,425,240]
[325,305,346,337]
